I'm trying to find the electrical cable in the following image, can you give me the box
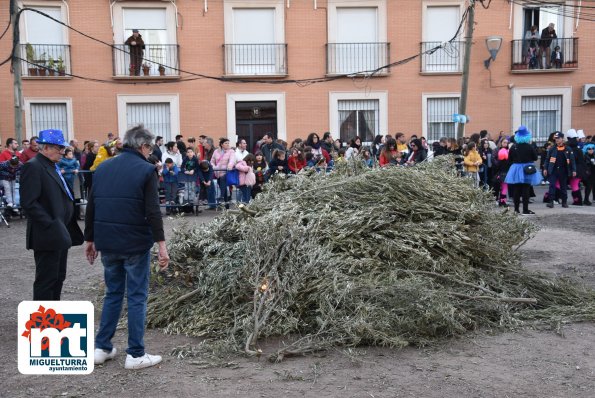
[7,6,470,86]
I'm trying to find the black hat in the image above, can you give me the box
[132,29,139,33]
[9,155,19,165]
[553,131,564,139]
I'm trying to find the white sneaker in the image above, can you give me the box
[94,347,117,365]
[124,353,162,370]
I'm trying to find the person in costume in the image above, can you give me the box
[565,129,587,206]
[582,143,595,206]
[504,126,542,215]
[544,131,576,208]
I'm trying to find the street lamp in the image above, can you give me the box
[483,36,503,69]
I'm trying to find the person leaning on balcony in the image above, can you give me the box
[125,29,145,76]
[540,23,557,69]
[524,25,539,66]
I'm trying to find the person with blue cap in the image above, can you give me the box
[544,131,576,208]
[504,126,542,215]
[19,129,84,300]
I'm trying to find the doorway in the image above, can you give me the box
[235,101,277,153]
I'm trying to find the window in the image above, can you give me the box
[338,100,379,143]
[426,97,459,141]
[223,1,286,76]
[329,91,388,144]
[327,1,388,75]
[20,3,70,76]
[521,96,562,143]
[126,103,171,139]
[510,2,577,68]
[513,1,573,40]
[511,87,571,141]
[117,95,180,142]
[422,5,463,72]
[112,3,178,76]
[24,99,73,140]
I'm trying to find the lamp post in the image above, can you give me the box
[483,36,503,69]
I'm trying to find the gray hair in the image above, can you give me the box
[123,125,154,150]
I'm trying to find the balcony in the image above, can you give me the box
[112,44,180,78]
[223,44,288,77]
[20,44,71,78]
[326,43,390,76]
[420,41,464,73]
[511,37,578,73]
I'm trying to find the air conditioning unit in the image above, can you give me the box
[583,84,595,101]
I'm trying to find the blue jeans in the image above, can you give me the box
[238,185,251,203]
[95,251,150,358]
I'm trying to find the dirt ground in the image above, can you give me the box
[2,187,595,398]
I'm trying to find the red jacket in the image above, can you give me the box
[288,155,306,173]
[0,149,22,162]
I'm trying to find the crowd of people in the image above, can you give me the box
[2,126,595,217]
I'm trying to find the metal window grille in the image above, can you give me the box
[427,98,459,142]
[338,100,379,143]
[30,103,69,139]
[126,103,171,141]
[521,95,562,144]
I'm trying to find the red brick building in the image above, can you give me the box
[0,0,593,149]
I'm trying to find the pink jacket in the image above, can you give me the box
[210,148,235,178]
[235,160,256,186]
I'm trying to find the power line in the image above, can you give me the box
[8,6,469,86]
[509,0,595,22]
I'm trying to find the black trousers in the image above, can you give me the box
[512,183,531,213]
[33,249,69,300]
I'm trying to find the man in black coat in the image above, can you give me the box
[125,29,145,76]
[20,129,83,300]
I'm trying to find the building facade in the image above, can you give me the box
[0,0,594,149]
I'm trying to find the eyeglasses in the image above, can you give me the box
[47,144,66,151]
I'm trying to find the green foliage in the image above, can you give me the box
[147,157,595,361]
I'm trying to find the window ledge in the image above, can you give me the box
[325,72,390,77]
[222,74,288,79]
[420,71,462,76]
[23,76,73,80]
[510,67,578,74]
[112,75,181,80]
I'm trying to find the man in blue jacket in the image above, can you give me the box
[84,125,169,370]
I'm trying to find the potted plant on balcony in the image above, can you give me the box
[37,52,47,76]
[142,62,151,76]
[158,64,166,76]
[56,56,66,76]
[47,57,56,76]
[25,43,38,76]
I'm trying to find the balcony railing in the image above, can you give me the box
[113,44,180,77]
[511,37,578,72]
[20,44,71,77]
[223,44,287,76]
[420,41,464,73]
[326,43,390,75]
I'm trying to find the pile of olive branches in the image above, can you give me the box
[146,157,595,361]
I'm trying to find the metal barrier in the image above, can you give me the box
[511,37,578,71]
[223,43,288,76]
[112,44,180,77]
[326,42,390,75]
[420,41,464,73]
[20,44,71,77]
